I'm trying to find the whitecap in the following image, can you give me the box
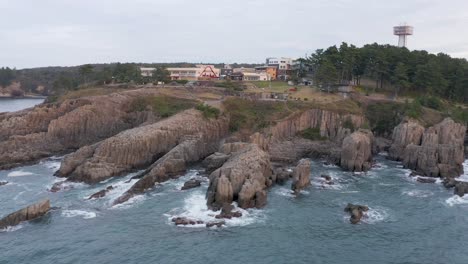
[402,189,434,198]
[43,161,61,171]
[7,170,34,177]
[110,194,146,209]
[166,192,265,228]
[378,152,389,157]
[274,187,295,197]
[362,207,389,224]
[62,210,96,219]
[0,224,24,232]
[445,195,468,207]
[343,206,389,224]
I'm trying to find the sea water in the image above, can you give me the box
[1,155,468,264]
[0,98,44,113]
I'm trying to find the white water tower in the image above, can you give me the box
[393,24,413,48]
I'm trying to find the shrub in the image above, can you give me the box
[129,95,196,117]
[342,117,355,131]
[299,127,327,141]
[415,96,443,110]
[195,103,220,119]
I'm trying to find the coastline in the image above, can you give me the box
[0,94,47,99]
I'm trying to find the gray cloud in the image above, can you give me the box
[0,0,467,68]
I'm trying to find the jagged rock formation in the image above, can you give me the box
[57,109,228,184]
[206,144,272,210]
[181,179,202,190]
[0,90,164,170]
[291,159,311,194]
[388,119,425,160]
[202,152,230,173]
[340,129,374,172]
[389,118,466,178]
[265,109,364,163]
[267,109,365,143]
[0,200,50,229]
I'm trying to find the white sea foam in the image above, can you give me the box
[378,152,389,157]
[0,224,24,232]
[274,187,295,197]
[110,194,146,209]
[402,189,434,198]
[7,170,34,177]
[166,192,265,228]
[62,210,97,219]
[362,207,389,224]
[445,195,468,207]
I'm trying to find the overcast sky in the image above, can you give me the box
[0,0,467,69]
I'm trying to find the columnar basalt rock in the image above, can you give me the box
[291,159,312,194]
[58,109,229,184]
[0,200,50,229]
[113,134,224,205]
[206,144,272,210]
[0,91,164,170]
[390,118,466,178]
[340,129,374,172]
[267,109,365,144]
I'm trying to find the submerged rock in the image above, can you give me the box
[0,181,8,186]
[171,217,204,226]
[291,159,311,194]
[340,129,373,172]
[0,199,50,229]
[416,177,437,184]
[88,186,114,200]
[181,179,202,190]
[206,220,225,228]
[215,204,242,219]
[344,203,369,224]
[49,181,72,192]
[454,182,468,197]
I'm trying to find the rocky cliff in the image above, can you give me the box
[389,118,466,178]
[0,91,161,170]
[340,129,374,172]
[58,109,229,184]
[206,143,272,210]
[265,109,365,164]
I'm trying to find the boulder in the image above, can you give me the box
[291,159,311,194]
[206,144,271,210]
[88,186,114,199]
[171,217,204,226]
[321,174,332,181]
[206,220,225,228]
[0,200,50,229]
[273,167,292,185]
[215,204,243,219]
[181,179,202,190]
[340,129,373,172]
[49,181,72,192]
[344,203,369,224]
[202,152,230,173]
[454,182,468,197]
[416,177,437,184]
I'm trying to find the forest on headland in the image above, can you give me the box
[0,42,467,104]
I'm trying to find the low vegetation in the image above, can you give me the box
[195,103,220,119]
[223,97,306,132]
[129,95,196,117]
[298,127,327,140]
[214,81,244,91]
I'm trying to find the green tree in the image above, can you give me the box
[315,59,338,92]
[392,63,410,99]
[0,67,15,87]
[79,64,94,84]
[152,66,170,83]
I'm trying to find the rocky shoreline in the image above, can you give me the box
[1,88,466,229]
